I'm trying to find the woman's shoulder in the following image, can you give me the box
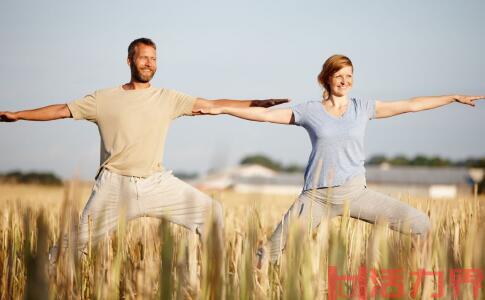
[350,97,376,118]
[350,97,375,108]
[351,97,374,103]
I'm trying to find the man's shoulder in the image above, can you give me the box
[95,86,122,95]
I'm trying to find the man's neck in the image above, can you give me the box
[122,81,151,90]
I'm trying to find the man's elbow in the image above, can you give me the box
[59,104,72,119]
[195,98,217,109]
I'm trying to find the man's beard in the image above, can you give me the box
[131,65,155,83]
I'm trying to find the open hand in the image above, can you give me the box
[250,99,290,108]
[453,95,485,107]
[0,111,19,122]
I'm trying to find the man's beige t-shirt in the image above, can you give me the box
[67,86,195,178]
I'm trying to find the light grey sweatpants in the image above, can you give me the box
[269,174,430,262]
[76,168,223,250]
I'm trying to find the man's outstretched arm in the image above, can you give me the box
[192,98,289,115]
[0,104,72,122]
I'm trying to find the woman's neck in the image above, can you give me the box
[324,95,349,108]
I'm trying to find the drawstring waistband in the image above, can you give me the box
[129,176,142,183]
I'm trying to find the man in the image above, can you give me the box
[0,38,288,260]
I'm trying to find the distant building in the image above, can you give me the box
[193,164,474,199]
[365,165,471,199]
[192,164,302,195]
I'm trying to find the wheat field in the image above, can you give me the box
[0,182,484,299]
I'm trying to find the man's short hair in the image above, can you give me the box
[128,38,157,61]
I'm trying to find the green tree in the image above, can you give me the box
[240,154,282,171]
[0,170,62,186]
[389,155,410,166]
[367,155,387,165]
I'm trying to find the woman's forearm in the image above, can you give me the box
[408,95,456,112]
[221,106,270,122]
[219,106,294,124]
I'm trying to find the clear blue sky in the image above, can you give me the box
[1,0,484,179]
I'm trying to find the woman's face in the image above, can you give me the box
[328,66,353,97]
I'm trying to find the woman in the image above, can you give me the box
[198,55,484,263]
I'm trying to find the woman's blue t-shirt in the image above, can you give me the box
[292,98,375,190]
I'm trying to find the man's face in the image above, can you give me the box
[129,44,157,83]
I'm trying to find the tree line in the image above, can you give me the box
[240,154,485,171]
[0,171,63,186]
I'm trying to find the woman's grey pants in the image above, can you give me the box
[269,175,430,262]
[75,168,223,250]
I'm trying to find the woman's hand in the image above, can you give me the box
[453,95,485,107]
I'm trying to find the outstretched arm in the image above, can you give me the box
[195,106,294,125]
[0,104,72,122]
[375,95,485,119]
[192,97,289,115]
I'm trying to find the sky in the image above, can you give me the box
[0,0,484,180]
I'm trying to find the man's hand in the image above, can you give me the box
[249,99,290,108]
[453,95,485,107]
[0,111,19,122]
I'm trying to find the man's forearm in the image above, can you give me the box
[409,95,455,112]
[16,104,71,121]
[212,99,254,108]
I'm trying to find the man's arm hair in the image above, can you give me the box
[0,104,72,122]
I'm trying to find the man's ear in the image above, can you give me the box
[127,57,132,66]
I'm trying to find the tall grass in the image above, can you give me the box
[0,183,484,299]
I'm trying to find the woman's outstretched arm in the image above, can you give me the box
[195,106,295,125]
[375,95,485,119]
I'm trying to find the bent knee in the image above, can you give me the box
[410,212,431,236]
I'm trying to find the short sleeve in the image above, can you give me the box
[355,98,376,120]
[291,102,308,126]
[67,92,97,122]
[168,89,196,119]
